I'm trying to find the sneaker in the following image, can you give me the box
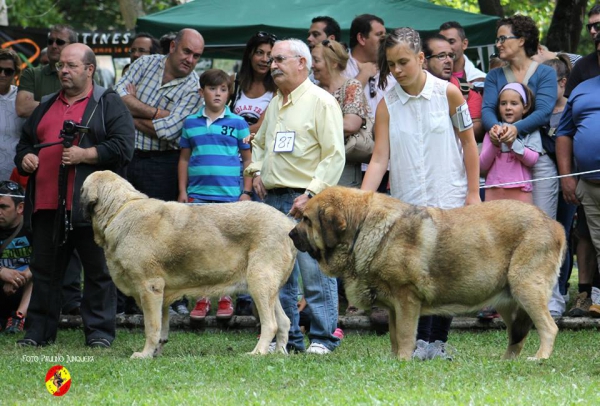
[190,298,211,320]
[428,340,453,361]
[175,304,189,316]
[235,298,253,316]
[412,339,430,361]
[267,342,305,354]
[550,310,563,320]
[333,328,344,340]
[477,306,500,321]
[589,304,600,318]
[4,312,25,334]
[567,292,592,317]
[592,287,600,305]
[216,296,234,319]
[306,342,331,355]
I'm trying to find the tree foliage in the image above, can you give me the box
[6,0,177,30]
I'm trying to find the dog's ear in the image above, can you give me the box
[318,203,346,249]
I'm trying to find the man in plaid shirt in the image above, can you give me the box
[116,28,204,202]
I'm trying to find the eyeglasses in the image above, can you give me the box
[256,31,278,42]
[55,62,91,71]
[48,38,68,46]
[0,67,15,76]
[267,55,301,65]
[0,180,23,196]
[130,48,150,54]
[425,52,457,61]
[586,22,600,32]
[495,35,519,45]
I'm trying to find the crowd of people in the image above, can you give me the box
[1,5,600,360]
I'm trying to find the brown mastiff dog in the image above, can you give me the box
[290,187,566,360]
[81,171,296,358]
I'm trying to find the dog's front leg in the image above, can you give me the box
[131,277,165,359]
[390,292,421,361]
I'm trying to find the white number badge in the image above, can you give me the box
[273,131,295,153]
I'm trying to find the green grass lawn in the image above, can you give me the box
[1,327,599,405]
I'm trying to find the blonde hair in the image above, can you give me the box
[312,39,349,78]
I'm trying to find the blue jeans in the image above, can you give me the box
[264,190,340,351]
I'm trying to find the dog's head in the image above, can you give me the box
[289,187,371,267]
[80,171,143,235]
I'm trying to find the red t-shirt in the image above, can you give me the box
[34,89,92,211]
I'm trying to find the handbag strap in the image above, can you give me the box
[502,61,539,86]
[0,220,23,256]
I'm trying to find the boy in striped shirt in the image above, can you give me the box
[178,69,252,319]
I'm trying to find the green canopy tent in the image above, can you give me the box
[137,0,499,62]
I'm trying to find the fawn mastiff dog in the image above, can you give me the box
[81,171,296,358]
[289,187,566,360]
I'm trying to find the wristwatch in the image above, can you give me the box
[242,190,254,197]
[304,190,315,199]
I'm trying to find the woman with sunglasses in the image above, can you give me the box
[482,14,558,220]
[230,31,277,134]
[0,49,25,181]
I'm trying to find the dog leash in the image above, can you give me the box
[480,168,600,189]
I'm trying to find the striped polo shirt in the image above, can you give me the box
[180,105,250,202]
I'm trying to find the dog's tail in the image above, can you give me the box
[509,307,533,346]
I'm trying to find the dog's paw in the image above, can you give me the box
[130,351,153,359]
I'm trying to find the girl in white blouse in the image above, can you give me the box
[361,27,480,360]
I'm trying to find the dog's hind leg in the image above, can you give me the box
[273,298,290,351]
[496,302,531,359]
[131,277,165,359]
[154,304,170,357]
[514,292,558,360]
[248,284,280,355]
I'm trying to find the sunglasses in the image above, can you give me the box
[586,22,600,32]
[425,52,457,61]
[368,76,377,98]
[256,31,278,42]
[321,39,335,51]
[48,38,68,46]
[0,180,23,196]
[0,67,15,76]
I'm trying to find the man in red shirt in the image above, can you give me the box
[14,43,134,347]
[424,34,484,142]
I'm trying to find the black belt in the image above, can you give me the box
[267,187,305,195]
[134,149,179,158]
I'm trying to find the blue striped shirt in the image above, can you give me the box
[180,106,250,202]
[115,54,202,151]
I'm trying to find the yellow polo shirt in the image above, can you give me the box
[245,78,345,194]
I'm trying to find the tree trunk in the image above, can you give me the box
[117,0,145,31]
[546,0,588,53]
[478,0,504,17]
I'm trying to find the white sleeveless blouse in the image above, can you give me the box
[385,71,467,209]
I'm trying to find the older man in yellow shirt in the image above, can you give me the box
[245,38,345,355]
